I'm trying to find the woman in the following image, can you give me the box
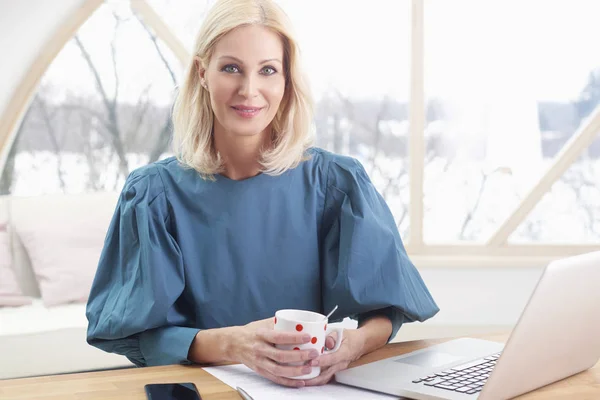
[86,0,439,388]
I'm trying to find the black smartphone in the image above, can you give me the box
[144,383,202,400]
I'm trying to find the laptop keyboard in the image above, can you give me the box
[411,352,501,395]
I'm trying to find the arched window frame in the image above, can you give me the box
[0,0,598,267]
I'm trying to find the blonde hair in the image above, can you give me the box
[171,0,314,178]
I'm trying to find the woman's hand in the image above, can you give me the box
[230,318,321,387]
[304,314,392,386]
[303,329,366,386]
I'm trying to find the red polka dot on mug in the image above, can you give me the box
[293,347,300,350]
[274,317,277,324]
[311,337,317,344]
[296,324,303,332]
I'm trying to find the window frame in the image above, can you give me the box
[0,0,598,267]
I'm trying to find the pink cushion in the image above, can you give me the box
[10,193,117,307]
[0,226,32,307]
[16,229,106,306]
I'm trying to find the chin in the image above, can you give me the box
[228,124,269,137]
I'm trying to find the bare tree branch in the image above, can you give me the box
[459,170,489,240]
[147,118,173,163]
[561,166,600,236]
[34,95,67,192]
[135,14,178,85]
[74,35,113,115]
[382,167,407,199]
[110,12,122,111]
[74,110,100,191]
[74,34,129,179]
[126,84,152,147]
[61,103,112,133]
[334,88,377,135]
[134,13,178,162]
[396,206,408,231]
[367,97,389,176]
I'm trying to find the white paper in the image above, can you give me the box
[203,364,397,399]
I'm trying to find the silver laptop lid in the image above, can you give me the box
[480,251,600,399]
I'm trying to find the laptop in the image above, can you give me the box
[335,251,600,399]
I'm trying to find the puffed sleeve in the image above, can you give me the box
[86,167,199,367]
[321,155,439,341]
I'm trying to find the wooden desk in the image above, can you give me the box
[1,333,598,399]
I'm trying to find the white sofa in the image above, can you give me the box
[0,191,363,380]
[0,192,134,380]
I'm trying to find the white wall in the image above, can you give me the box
[0,0,86,119]
[419,267,545,326]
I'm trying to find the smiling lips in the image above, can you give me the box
[231,105,263,118]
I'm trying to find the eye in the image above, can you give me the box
[261,66,277,75]
[221,64,240,73]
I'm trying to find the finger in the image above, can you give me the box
[328,331,339,341]
[258,329,311,346]
[317,348,345,368]
[252,342,318,368]
[261,358,316,379]
[304,364,345,387]
[325,335,336,350]
[255,366,306,388]
[265,346,320,365]
[264,317,275,329]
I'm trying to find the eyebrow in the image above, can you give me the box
[218,55,282,65]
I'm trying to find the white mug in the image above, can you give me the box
[274,309,344,380]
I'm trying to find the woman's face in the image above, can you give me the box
[201,25,286,139]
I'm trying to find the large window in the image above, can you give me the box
[1,0,599,253]
[2,1,181,196]
[279,0,412,234]
[512,149,600,243]
[424,0,600,243]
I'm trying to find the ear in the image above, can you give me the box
[194,56,207,81]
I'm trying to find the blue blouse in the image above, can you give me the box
[86,147,439,367]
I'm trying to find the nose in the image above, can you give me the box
[238,75,259,98]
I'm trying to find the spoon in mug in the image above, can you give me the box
[325,304,338,320]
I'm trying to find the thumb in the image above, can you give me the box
[325,335,336,350]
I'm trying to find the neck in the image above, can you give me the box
[213,127,270,181]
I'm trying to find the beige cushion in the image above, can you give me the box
[10,192,119,306]
[0,195,40,298]
[11,226,40,297]
[0,196,32,305]
[0,228,32,306]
